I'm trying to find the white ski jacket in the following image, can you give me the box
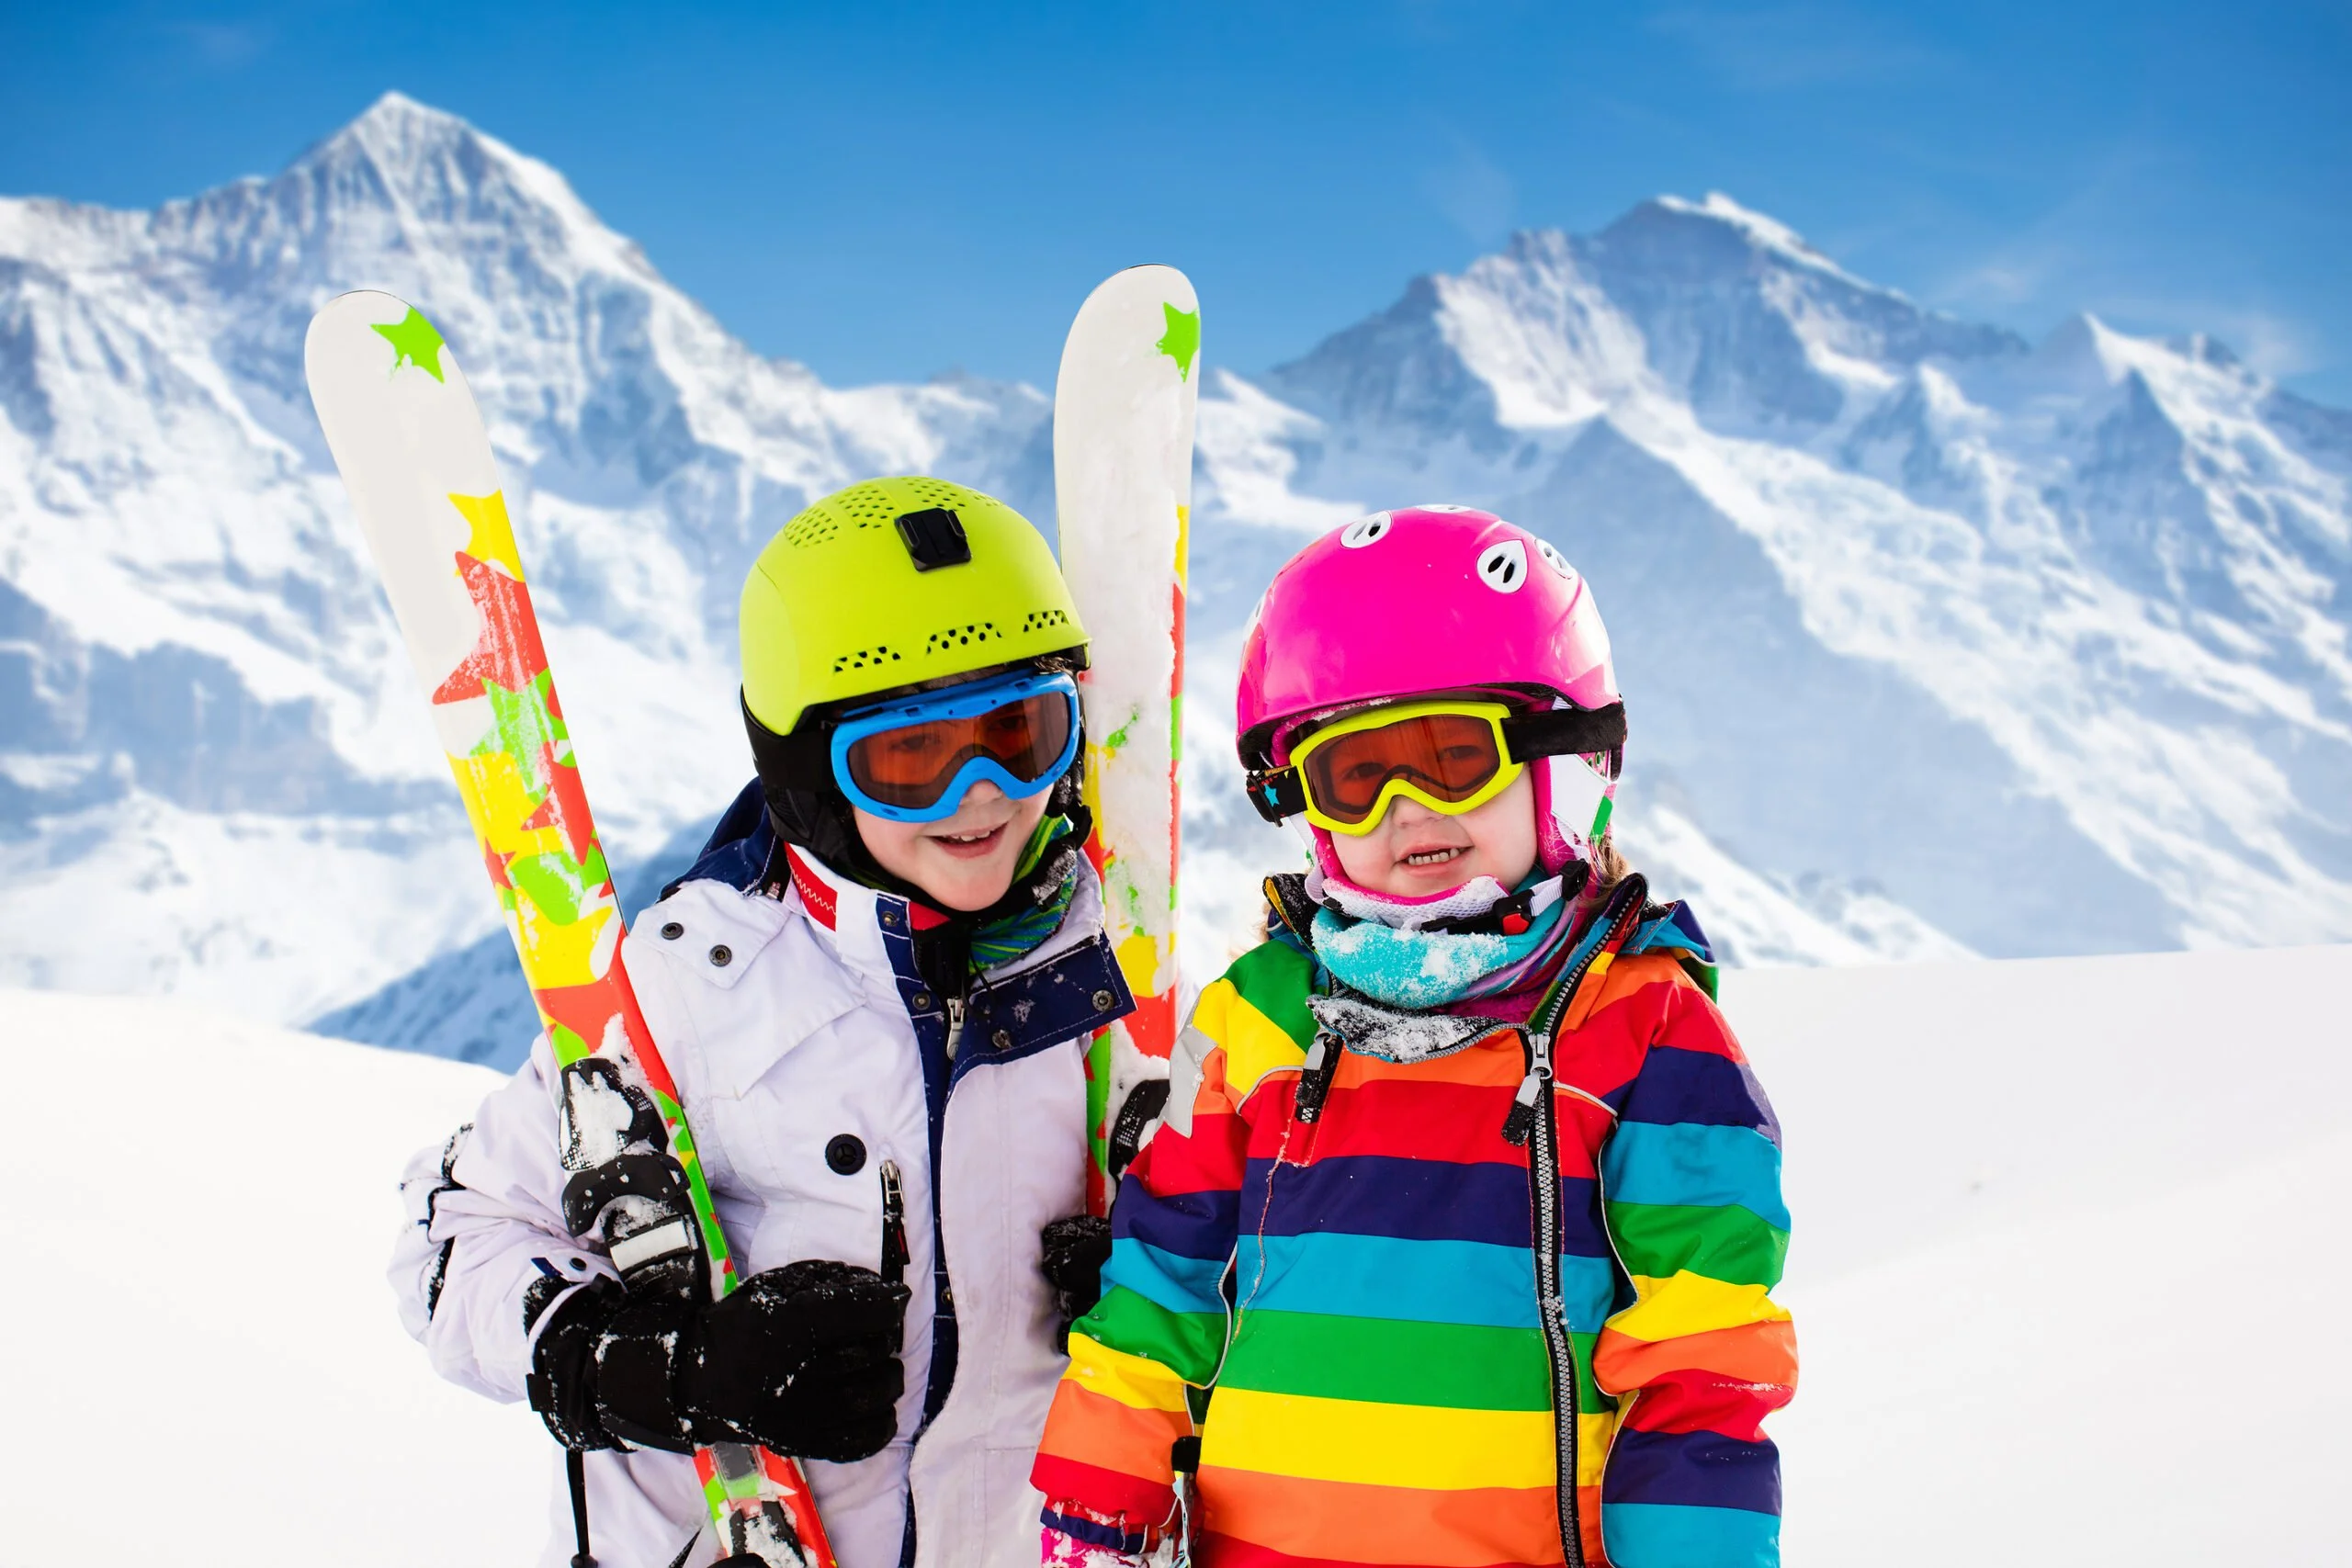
[391,799,1132,1568]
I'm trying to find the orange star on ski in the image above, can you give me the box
[520,748,601,869]
[432,552,550,705]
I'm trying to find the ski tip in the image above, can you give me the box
[306,287,419,336]
[1056,266,1201,400]
[303,290,459,396]
[1079,265,1196,309]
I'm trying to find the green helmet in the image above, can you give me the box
[741,476,1087,736]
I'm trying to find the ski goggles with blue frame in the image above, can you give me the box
[829,667,1082,822]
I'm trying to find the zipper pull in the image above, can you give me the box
[944,996,966,1063]
[1501,1074,1541,1145]
[1294,1032,1340,1123]
[878,1159,910,1286]
[1501,1030,1554,1145]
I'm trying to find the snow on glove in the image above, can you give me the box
[526,1274,627,1452]
[594,1258,911,1461]
[1040,1213,1114,1348]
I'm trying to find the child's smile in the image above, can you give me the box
[1328,769,1539,897]
[855,780,1048,909]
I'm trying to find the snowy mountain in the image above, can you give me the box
[0,93,1050,1029]
[11,942,2346,1561]
[4,96,2347,1055]
[1191,195,2352,962]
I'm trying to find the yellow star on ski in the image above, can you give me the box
[372,307,447,382]
[447,490,526,581]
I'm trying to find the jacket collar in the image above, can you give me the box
[672,781,1135,1055]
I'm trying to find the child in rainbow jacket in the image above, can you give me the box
[1029,506,1797,1567]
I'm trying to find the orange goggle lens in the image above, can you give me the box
[843,692,1073,811]
[1299,711,1509,828]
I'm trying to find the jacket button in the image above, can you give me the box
[825,1134,866,1175]
[660,922,684,941]
[992,1029,1012,1051]
[910,990,933,1011]
[1092,990,1115,1011]
[708,944,732,967]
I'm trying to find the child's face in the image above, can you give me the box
[854,779,1052,912]
[1326,768,1540,897]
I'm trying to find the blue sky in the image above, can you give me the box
[4,1,2346,401]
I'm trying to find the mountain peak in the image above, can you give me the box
[252,92,650,295]
[1624,192,1868,288]
[301,89,499,173]
[354,88,451,128]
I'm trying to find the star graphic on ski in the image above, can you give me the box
[1156,302,1200,380]
[431,548,552,707]
[520,744,603,875]
[372,307,447,382]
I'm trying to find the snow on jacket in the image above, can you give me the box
[1031,886,1796,1568]
[392,791,1134,1568]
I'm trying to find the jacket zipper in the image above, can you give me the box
[1502,876,1648,1568]
[878,1159,910,1287]
[1522,1020,1586,1568]
[943,996,966,1063]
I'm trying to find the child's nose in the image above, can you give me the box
[1386,794,1439,828]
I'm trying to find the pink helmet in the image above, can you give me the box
[1237,505,1620,761]
[1237,505,1625,877]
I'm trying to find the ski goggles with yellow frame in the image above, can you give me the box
[1245,697,1627,835]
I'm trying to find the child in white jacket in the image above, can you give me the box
[391,477,1131,1568]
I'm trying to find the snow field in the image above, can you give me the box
[0,988,543,1567]
[1727,942,2352,1562]
[4,941,2345,1562]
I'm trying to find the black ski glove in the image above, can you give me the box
[1040,1213,1114,1349]
[527,1274,627,1452]
[531,1260,910,1462]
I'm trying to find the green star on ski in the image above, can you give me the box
[373,307,447,382]
[1156,303,1200,381]
[477,671,570,795]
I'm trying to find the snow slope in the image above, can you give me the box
[5,94,2349,1055]
[0,987,542,1566]
[7,942,2344,1562]
[1730,941,2352,1562]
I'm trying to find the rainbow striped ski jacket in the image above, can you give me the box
[1032,876,1795,1567]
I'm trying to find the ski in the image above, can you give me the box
[304,291,831,1568]
[1052,266,1200,1213]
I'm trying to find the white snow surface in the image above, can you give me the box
[0,987,542,1565]
[9,942,2346,1562]
[5,93,2350,1052]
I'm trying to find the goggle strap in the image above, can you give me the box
[1245,766,1308,825]
[743,691,835,792]
[1500,702,1626,761]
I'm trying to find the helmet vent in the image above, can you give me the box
[841,488,900,531]
[1022,608,1070,634]
[926,622,1002,655]
[898,477,970,510]
[833,646,904,673]
[1476,539,1529,593]
[784,513,840,547]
